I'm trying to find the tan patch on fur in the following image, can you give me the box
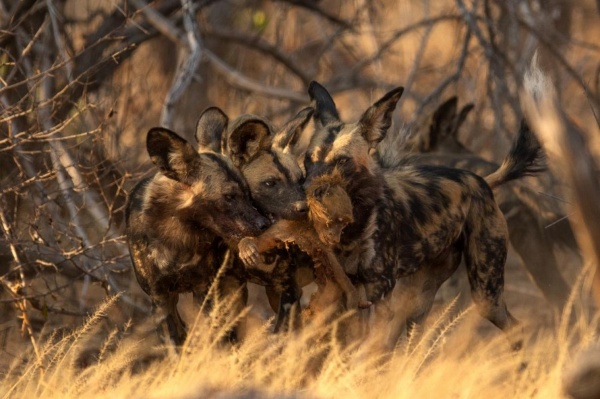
[273,149,303,182]
[138,177,200,251]
[324,125,374,171]
[167,152,190,180]
[311,146,323,163]
[243,153,279,181]
[177,181,206,210]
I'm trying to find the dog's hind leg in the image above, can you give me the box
[153,293,187,346]
[464,203,523,350]
[273,281,302,333]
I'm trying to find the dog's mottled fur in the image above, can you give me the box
[194,107,316,332]
[388,97,576,312]
[238,168,369,330]
[303,82,545,348]
[125,108,269,345]
[220,108,314,222]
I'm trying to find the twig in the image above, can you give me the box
[456,0,518,137]
[201,26,311,85]
[345,15,463,81]
[273,0,352,30]
[160,0,203,128]
[0,204,43,370]
[411,28,472,125]
[403,0,433,98]
[537,191,572,204]
[127,0,186,44]
[204,49,307,103]
[46,0,72,78]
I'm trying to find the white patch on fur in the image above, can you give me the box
[523,52,556,104]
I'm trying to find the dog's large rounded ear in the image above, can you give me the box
[195,107,228,153]
[309,81,340,127]
[358,87,404,149]
[227,117,272,167]
[147,127,198,182]
[455,103,474,134]
[425,98,474,152]
[427,97,458,151]
[273,107,314,156]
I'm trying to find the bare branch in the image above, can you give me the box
[202,26,311,85]
[160,0,204,128]
[204,49,307,103]
[273,0,352,30]
[410,28,472,125]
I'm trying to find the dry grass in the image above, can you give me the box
[1,275,597,399]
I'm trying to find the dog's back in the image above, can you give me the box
[385,97,577,312]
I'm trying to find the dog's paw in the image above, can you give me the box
[238,237,259,267]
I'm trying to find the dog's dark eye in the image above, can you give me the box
[337,156,350,165]
[224,193,236,201]
[263,179,278,187]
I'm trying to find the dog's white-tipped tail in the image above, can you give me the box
[521,51,565,159]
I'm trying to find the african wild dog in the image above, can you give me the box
[237,168,371,330]
[304,81,545,349]
[386,97,577,313]
[195,107,316,331]
[125,107,269,346]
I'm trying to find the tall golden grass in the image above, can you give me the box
[1,270,597,399]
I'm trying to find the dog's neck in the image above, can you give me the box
[339,166,385,245]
